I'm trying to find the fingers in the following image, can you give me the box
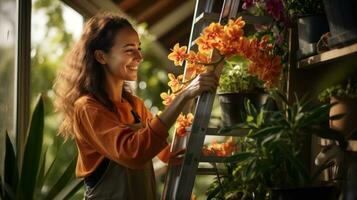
[199,71,219,82]
[170,148,186,158]
[169,148,186,166]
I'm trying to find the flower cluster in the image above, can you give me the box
[161,17,282,136]
[175,113,194,137]
[202,137,238,157]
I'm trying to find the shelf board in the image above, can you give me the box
[298,43,357,69]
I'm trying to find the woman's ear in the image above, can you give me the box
[94,50,107,65]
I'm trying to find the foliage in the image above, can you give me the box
[218,55,263,93]
[318,79,357,102]
[206,92,347,199]
[283,0,325,17]
[0,95,82,200]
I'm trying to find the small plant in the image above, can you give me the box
[206,92,347,199]
[318,79,357,102]
[218,55,263,93]
[283,0,324,17]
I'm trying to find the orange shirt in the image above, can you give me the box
[73,94,169,178]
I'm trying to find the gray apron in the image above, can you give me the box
[84,160,157,200]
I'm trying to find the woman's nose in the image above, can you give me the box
[134,50,143,62]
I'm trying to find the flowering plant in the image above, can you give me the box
[161,17,282,138]
[242,0,290,67]
[202,137,238,157]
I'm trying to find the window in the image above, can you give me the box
[0,0,18,141]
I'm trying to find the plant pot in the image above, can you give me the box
[218,92,268,126]
[271,185,337,200]
[322,0,357,48]
[297,15,329,59]
[329,97,357,137]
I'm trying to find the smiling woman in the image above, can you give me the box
[53,12,219,200]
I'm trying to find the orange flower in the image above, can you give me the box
[195,35,214,53]
[259,35,273,51]
[187,51,211,64]
[160,92,176,106]
[168,43,188,66]
[175,113,194,137]
[168,73,183,93]
[202,22,224,42]
[224,18,245,41]
[228,17,245,29]
[185,63,206,81]
[202,137,237,157]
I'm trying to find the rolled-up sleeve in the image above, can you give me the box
[75,104,169,169]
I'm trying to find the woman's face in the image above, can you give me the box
[102,27,143,81]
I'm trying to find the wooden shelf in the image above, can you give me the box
[298,43,357,69]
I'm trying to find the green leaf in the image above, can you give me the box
[272,91,289,106]
[17,95,44,200]
[218,123,245,134]
[4,131,18,200]
[275,142,310,184]
[35,146,48,197]
[250,126,283,139]
[44,156,77,200]
[299,103,331,128]
[224,152,253,163]
[55,179,83,200]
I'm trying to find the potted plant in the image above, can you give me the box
[217,55,267,126]
[0,95,82,200]
[318,79,357,137]
[243,0,330,59]
[206,92,347,199]
[283,0,330,58]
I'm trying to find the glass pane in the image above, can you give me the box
[0,0,17,140]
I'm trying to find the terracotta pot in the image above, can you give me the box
[329,97,357,138]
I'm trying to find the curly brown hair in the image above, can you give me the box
[53,12,134,140]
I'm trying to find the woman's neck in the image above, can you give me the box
[105,75,125,103]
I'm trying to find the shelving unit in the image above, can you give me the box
[298,42,357,69]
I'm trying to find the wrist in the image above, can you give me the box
[179,90,190,102]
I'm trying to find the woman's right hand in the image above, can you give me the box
[182,72,219,100]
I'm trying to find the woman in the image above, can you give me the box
[53,12,219,200]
